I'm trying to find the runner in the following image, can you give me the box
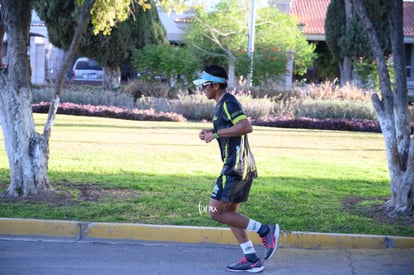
[194,65,280,273]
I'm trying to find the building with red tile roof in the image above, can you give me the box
[290,0,329,41]
[284,0,414,82]
[289,0,414,42]
[403,1,414,40]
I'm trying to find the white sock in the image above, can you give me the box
[246,219,262,233]
[240,240,256,255]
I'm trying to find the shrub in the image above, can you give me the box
[134,95,214,121]
[230,79,293,99]
[236,95,275,119]
[166,93,276,121]
[123,80,173,99]
[135,96,174,113]
[296,98,377,120]
[31,80,385,125]
[33,85,135,108]
[252,117,382,132]
[303,81,372,102]
[32,102,186,122]
[291,80,376,120]
[170,94,215,121]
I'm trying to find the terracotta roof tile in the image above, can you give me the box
[290,0,329,35]
[404,2,414,37]
[290,0,414,38]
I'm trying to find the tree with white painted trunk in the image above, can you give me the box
[0,0,97,197]
[0,0,193,198]
[351,0,413,215]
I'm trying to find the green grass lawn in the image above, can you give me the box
[0,114,412,237]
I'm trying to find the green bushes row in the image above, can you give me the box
[32,81,378,121]
[33,85,135,109]
[297,98,377,120]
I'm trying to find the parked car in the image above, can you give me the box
[71,57,103,82]
[408,81,414,105]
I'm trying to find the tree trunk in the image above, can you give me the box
[226,54,237,88]
[340,0,353,86]
[44,0,97,139]
[0,0,96,198]
[340,56,353,85]
[0,0,51,197]
[0,14,4,67]
[387,0,414,214]
[103,66,121,90]
[351,0,414,215]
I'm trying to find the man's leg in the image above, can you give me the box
[209,198,264,272]
[226,202,252,244]
[209,198,280,262]
[209,198,249,242]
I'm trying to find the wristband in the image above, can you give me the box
[213,130,220,139]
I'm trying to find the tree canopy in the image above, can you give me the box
[132,44,200,88]
[35,0,168,89]
[325,0,391,86]
[78,0,168,67]
[184,0,315,86]
[90,0,195,34]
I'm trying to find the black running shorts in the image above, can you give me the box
[211,174,253,203]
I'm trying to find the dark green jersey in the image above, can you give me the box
[213,93,248,174]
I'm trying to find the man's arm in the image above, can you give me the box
[200,119,252,143]
[216,119,252,137]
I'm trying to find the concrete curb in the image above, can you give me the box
[1,218,413,249]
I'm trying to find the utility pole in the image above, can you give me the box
[247,0,256,87]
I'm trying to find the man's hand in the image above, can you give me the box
[199,129,215,143]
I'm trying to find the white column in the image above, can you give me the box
[285,50,294,91]
[247,0,256,86]
[30,36,47,85]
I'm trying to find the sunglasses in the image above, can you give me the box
[201,82,213,89]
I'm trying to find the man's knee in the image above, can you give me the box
[208,204,221,221]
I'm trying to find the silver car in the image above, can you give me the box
[71,57,103,81]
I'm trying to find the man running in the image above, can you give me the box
[194,65,280,273]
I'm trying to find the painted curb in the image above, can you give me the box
[1,218,413,249]
[0,218,79,238]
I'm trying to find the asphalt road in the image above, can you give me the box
[1,237,413,275]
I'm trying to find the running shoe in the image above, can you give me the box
[226,257,264,273]
[261,224,280,261]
